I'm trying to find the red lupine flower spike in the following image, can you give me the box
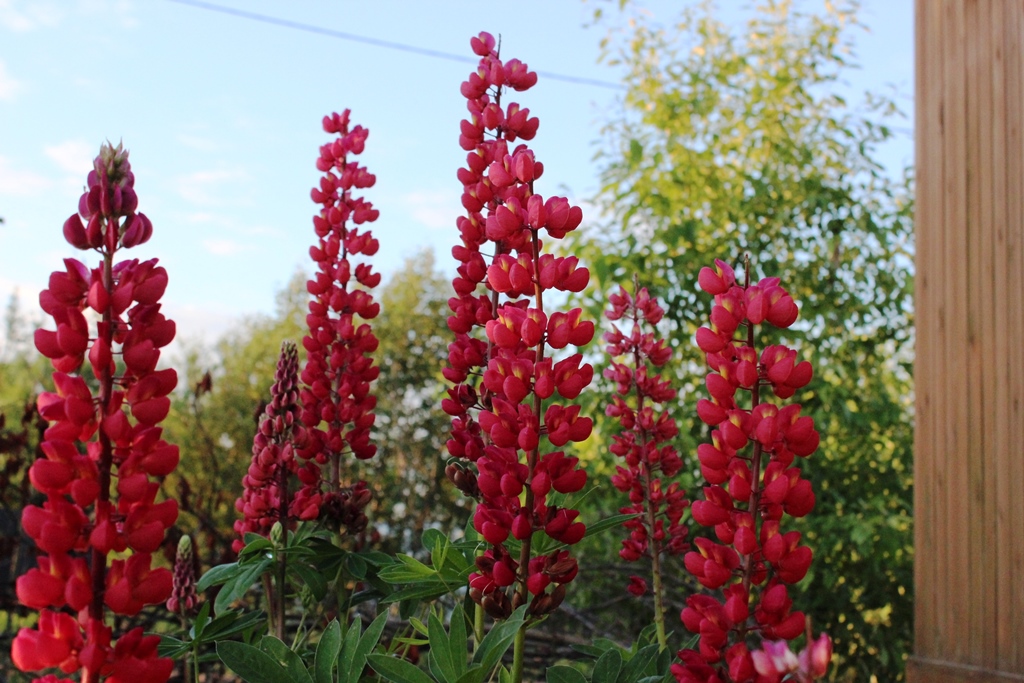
[604,285,689,640]
[14,142,176,682]
[447,32,591,623]
[233,341,318,551]
[675,259,828,682]
[299,110,379,534]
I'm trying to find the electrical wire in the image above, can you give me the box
[164,0,626,91]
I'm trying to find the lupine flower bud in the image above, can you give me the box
[166,535,199,616]
[233,342,320,552]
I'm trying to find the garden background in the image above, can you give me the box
[1,1,914,681]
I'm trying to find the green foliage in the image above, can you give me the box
[368,606,526,683]
[368,248,470,552]
[162,268,310,566]
[572,1,913,680]
[547,622,679,683]
[0,291,51,412]
[215,613,388,683]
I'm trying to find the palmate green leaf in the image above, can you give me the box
[201,608,266,642]
[380,580,453,605]
[259,635,312,683]
[620,644,660,683]
[472,606,526,675]
[593,649,623,683]
[191,600,212,641]
[157,635,190,660]
[378,554,438,582]
[217,641,311,683]
[197,561,240,592]
[547,666,589,683]
[289,561,329,601]
[215,557,271,614]
[238,533,274,558]
[313,620,341,683]
[368,653,436,683]
[448,607,469,678]
[338,614,361,683]
[427,612,456,683]
[347,612,389,682]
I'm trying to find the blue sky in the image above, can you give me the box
[0,0,912,352]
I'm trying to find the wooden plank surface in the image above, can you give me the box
[913,1,1024,678]
[908,657,1024,683]
[989,0,1011,672]
[1006,3,1024,671]
[976,0,998,668]
[913,0,936,659]
[949,0,972,664]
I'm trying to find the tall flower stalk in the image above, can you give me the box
[604,281,688,650]
[14,142,178,683]
[300,110,379,531]
[673,258,830,683]
[441,31,592,683]
[233,341,314,638]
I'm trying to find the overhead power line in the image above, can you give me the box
[165,0,626,90]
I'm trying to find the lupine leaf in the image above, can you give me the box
[217,641,304,683]
[594,649,623,683]
[314,620,342,683]
[368,653,436,683]
[547,665,589,683]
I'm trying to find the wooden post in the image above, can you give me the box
[911,1,1024,680]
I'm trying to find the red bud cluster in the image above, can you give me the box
[233,342,321,552]
[604,285,688,600]
[443,32,591,620]
[300,110,379,524]
[673,259,829,683]
[14,142,176,682]
[166,534,199,616]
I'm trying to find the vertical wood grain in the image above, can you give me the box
[912,0,1024,678]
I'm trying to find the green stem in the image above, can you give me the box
[263,574,276,637]
[83,247,116,683]
[511,627,526,683]
[473,602,485,654]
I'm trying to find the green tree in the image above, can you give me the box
[366,248,470,552]
[572,1,913,680]
[164,253,463,561]
[163,269,308,566]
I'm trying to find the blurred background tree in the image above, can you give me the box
[161,249,462,565]
[567,1,914,680]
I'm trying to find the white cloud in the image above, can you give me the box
[402,188,460,231]
[184,212,218,224]
[176,134,219,152]
[0,0,63,31]
[202,238,250,256]
[183,211,282,240]
[44,140,95,175]
[161,301,242,358]
[0,156,51,196]
[175,168,248,206]
[0,61,22,101]
[0,0,136,31]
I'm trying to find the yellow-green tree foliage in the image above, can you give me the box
[572,2,913,680]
